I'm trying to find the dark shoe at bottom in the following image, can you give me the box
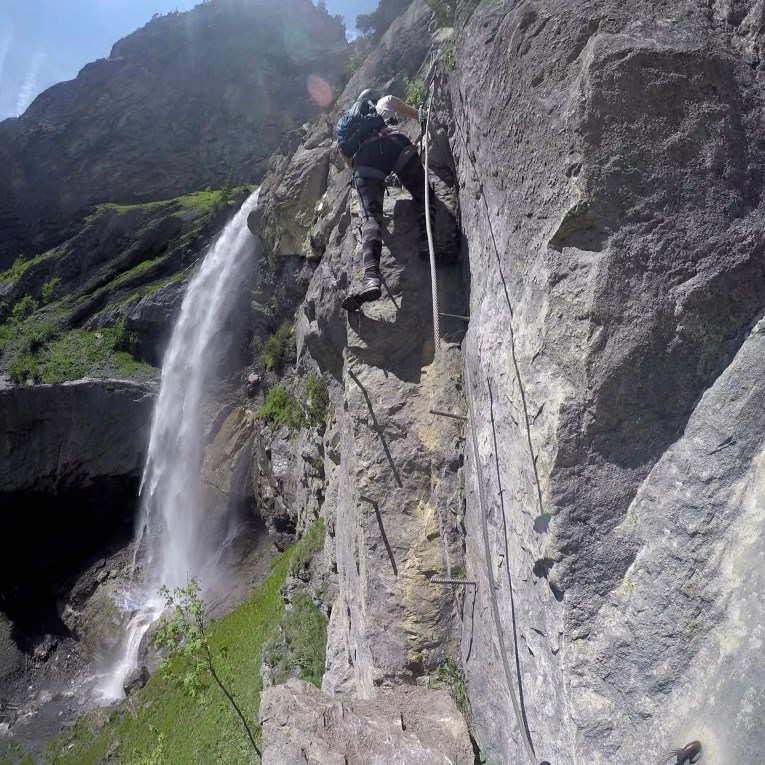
[341,277,382,312]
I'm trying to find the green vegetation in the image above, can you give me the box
[403,77,425,107]
[443,41,456,71]
[105,257,165,292]
[343,49,366,83]
[1,318,152,384]
[261,321,294,372]
[356,0,411,42]
[436,658,471,728]
[262,591,327,689]
[50,522,326,765]
[41,277,62,304]
[256,375,331,435]
[154,579,260,756]
[94,186,249,221]
[304,374,329,428]
[0,251,54,284]
[112,316,137,353]
[256,385,304,433]
[11,295,38,322]
[289,517,325,578]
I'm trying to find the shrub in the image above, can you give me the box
[8,352,38,384]
[11,295,38,323]
[153,579,260,756]
[41,277,62,304]
[289,518,325,577]
[356,0,411,43]
[262,321,294,372]
[437,658,471,726]
[403,77,424,107]
[112,316,136,353]
[256,385,304,432]
[305,374,329,428]
[443,42,456,71]
[262,591,327,689]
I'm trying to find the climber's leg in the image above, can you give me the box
[341,173,384,311]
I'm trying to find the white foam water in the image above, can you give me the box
[96,190,260,701]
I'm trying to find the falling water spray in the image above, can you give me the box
[96,190,260,701]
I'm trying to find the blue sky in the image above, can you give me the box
[0,0,376,120]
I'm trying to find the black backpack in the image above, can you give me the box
[336,98,387,159]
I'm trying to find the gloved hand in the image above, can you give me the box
[418,104,428,130]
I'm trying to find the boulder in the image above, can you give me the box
[123,665,150,696]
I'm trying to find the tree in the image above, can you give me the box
[153,579,261,757]
[356,0,412,43]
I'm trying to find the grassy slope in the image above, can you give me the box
[49,522,326,765]
[0,185,258,386]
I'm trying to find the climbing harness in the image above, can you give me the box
[465,365,539,765]
[423,81,440,354]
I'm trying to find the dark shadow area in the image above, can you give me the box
[0,477,139,648]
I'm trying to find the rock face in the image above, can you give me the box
[5,0,765,761]
[0,379,154,495]
[260,678,473,765]
[252,0,765,764]
[0,379,154,637]
[445,1,765,763]
[0,0,349,265]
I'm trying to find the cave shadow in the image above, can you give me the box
[0,478,139,650]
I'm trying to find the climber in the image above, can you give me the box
[336,88,433,312]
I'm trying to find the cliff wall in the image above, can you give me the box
[252,0,765,762]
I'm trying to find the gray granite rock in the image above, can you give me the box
[449,1,765,763]
[260,678,473,765]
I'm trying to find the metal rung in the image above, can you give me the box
[429,409,468,421]
[439,312,471,320]
[429,576,477,586]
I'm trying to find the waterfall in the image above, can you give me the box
[96,189,260,701]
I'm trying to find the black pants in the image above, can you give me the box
[353,133,433,281]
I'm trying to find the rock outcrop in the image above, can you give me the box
[0,379,154,495]
[260,678,473,765]
[5,0,765,762]
[0,379,154,639]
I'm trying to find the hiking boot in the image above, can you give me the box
[341,275,382,312]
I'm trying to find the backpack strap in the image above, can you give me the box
[391,142,418,174]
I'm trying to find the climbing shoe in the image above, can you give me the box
[341,275,382,312]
